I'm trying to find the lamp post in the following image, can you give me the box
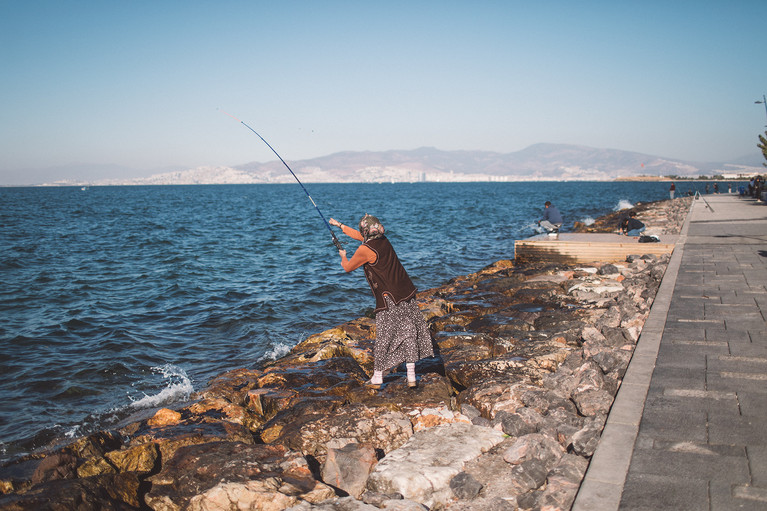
[756,95,767,126]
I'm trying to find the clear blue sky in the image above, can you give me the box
[1,0,766,183]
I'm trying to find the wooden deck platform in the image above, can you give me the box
[514,233,677,264]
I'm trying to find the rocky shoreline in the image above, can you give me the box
[0,197,693,511]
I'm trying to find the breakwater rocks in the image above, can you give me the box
[0,198,692,511]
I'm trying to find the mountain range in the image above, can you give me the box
[39,143,765,186]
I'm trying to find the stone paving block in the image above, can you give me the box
[728,342,767,358]
[674,275,705,286]
[625,446,748,483]
[660,325,706,339]
[651,439,745,458]
[704,327,752,343]
[724,318,767,332]
[648,390,740,415]
[661,341,729,361]
[747,446,767,487]
[620,472,708,510]
[646,365,706,391]
[667,304,706,320]
[705,303,761,319]
[707,355,767,374]
[745,276,767,287]
[707,371,767,395]
[738,391,767,417]
[637,408,707,443]
[720,292,758,305]
[710,481,767,511]
[707,276,749,288]
[708,414,767,446]
[674,285,715,297]
[653,350,706,370]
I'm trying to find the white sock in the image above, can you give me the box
[406,363,416,382]
[371,371,383,385]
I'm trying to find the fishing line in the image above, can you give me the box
[219,109,344,251]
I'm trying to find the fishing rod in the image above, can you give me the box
[219,109,344,251]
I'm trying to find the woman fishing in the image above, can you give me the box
[329,214,433,389]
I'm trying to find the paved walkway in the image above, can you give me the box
[574,194,767,510]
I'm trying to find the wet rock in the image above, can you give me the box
[148,408,182,427]
[194,367,262,404]
[65,430,123,459]
[0,472,142,510]
[30,453,77,484]
[189,396,264,432]
[126,419,255,465]
[105,442,160,474]
[77,455,117,478]
[145,441,334,511]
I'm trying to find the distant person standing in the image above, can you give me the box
[669,182,676,199]
[538,201,563,234]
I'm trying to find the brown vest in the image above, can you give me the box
[363,237,417,312]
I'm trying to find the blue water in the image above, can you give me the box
[0,181,681,461]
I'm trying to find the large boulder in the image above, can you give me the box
[366,423,506,508]
[145,442,334,511]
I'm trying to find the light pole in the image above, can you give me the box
[756,95,767,126]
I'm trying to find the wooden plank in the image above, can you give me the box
[514,238,675,264]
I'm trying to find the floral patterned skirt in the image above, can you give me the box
[374,295,434,372]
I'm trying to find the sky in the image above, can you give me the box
[1,0,766,184]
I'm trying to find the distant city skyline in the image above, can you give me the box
[1,1,766,185]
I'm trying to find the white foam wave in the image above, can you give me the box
[258,342,293,362]
[128,364,193,410]
[64,424,84,439]
[614,200,633,211]
[581,217,595,226]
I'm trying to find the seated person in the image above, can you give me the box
[620,212,646,237]
[538,201,563,233]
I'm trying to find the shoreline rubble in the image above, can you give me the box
[0,197,693,511]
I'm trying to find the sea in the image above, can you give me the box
[0,180,723,463]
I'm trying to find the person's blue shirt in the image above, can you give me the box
[543,205,562,224]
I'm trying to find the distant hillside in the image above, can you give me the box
[48,144,764,186]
